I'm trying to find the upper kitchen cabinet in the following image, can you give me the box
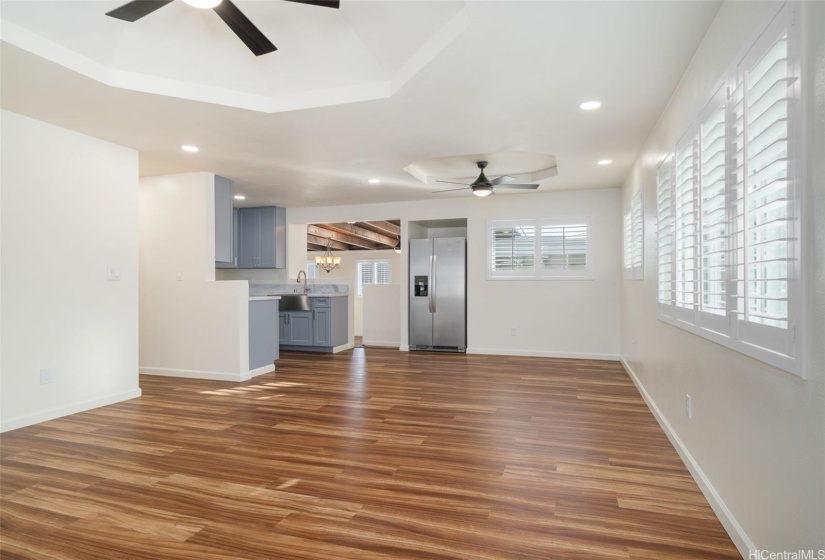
[237,206,286,269]
[214,175,234,264]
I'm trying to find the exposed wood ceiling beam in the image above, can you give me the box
[307,233,349,251]
[322,223,396,247]
[307,224,378,250]
[357,220,401,237]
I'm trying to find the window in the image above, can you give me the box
[306,261,317,279]
[357,260,390,296]
[655,5,801,375]
[624,188,644,280]
[488,218,591,280]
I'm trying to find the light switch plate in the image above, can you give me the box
[40,369,52,384]
[106,267,122,282]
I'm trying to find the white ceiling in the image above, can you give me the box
[0,0,722,207]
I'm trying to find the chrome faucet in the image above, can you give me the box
[296,270,308,294]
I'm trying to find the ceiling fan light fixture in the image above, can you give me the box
[472,186,493,197]
[183,0,222,9]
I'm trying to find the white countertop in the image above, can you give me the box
[249,292,348,298]
[248,296,281,301]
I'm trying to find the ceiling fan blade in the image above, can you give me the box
[105,0,173,22]
[497,184,540,190]
[432,187,469,193]
[436,180,472,186]
[491,175,517,186]
[282,0,340,8]
[213,0,277,56]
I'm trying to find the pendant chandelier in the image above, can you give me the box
[315,239,341,273]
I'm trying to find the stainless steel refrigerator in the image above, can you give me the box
[409,237,466,352]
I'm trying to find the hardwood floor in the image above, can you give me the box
[0,349,740,559]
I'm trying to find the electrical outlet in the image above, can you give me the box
[176,271,183,282]
[685,394,692,419]
[40,369,53,385]
[510,327,518,336]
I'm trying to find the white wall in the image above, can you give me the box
[363,284,401,347]
[0,110,141,432]
[619,1,825,554]
[288,188,621,359]
[139,173,251,381]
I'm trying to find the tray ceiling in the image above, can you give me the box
[0,0,469,112]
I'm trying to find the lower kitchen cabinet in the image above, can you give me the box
[279,296,348,352]
[313,308,331,347]
[279,311,314,346]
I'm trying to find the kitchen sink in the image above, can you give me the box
[278,294,311,311]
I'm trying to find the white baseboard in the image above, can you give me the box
[0,388,142,433]
[400,345,410,352]
[362,340,400,348]
[620,357,753,558]
[467,348,620,361]
[241,364,275,381]
[140,366,245,382]
[332,343,354,354]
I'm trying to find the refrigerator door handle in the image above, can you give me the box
[432,254,437,313]
[428,255,435,313]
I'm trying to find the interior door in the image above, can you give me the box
[409,239,433,347]
[432,237,466,348]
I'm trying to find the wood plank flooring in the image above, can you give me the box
[0,349,740,559]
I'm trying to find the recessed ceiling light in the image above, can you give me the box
[597,159,613,165]
[234,195,246,200]
[580,101,602,110]
[368,178,381,184]
[181,145,199,153]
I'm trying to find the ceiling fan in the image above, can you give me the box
[105,0,340,56]
[433,161,540,197]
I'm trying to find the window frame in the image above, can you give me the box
[486,216,592,281]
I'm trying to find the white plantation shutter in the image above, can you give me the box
[624,190,644,280]
[357,261,373,296]
[698,87,730,334]
[488,218,590,279]
[656,156,674,313]
[631,191,643,276]
[732,15,798,357]
[491,223,536,274]
[306,261,317,279]
[541,223,587,271]
[623,211,633,272]
[655,5,801,375]
[375,261,391,285]
[674,130,699,323]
